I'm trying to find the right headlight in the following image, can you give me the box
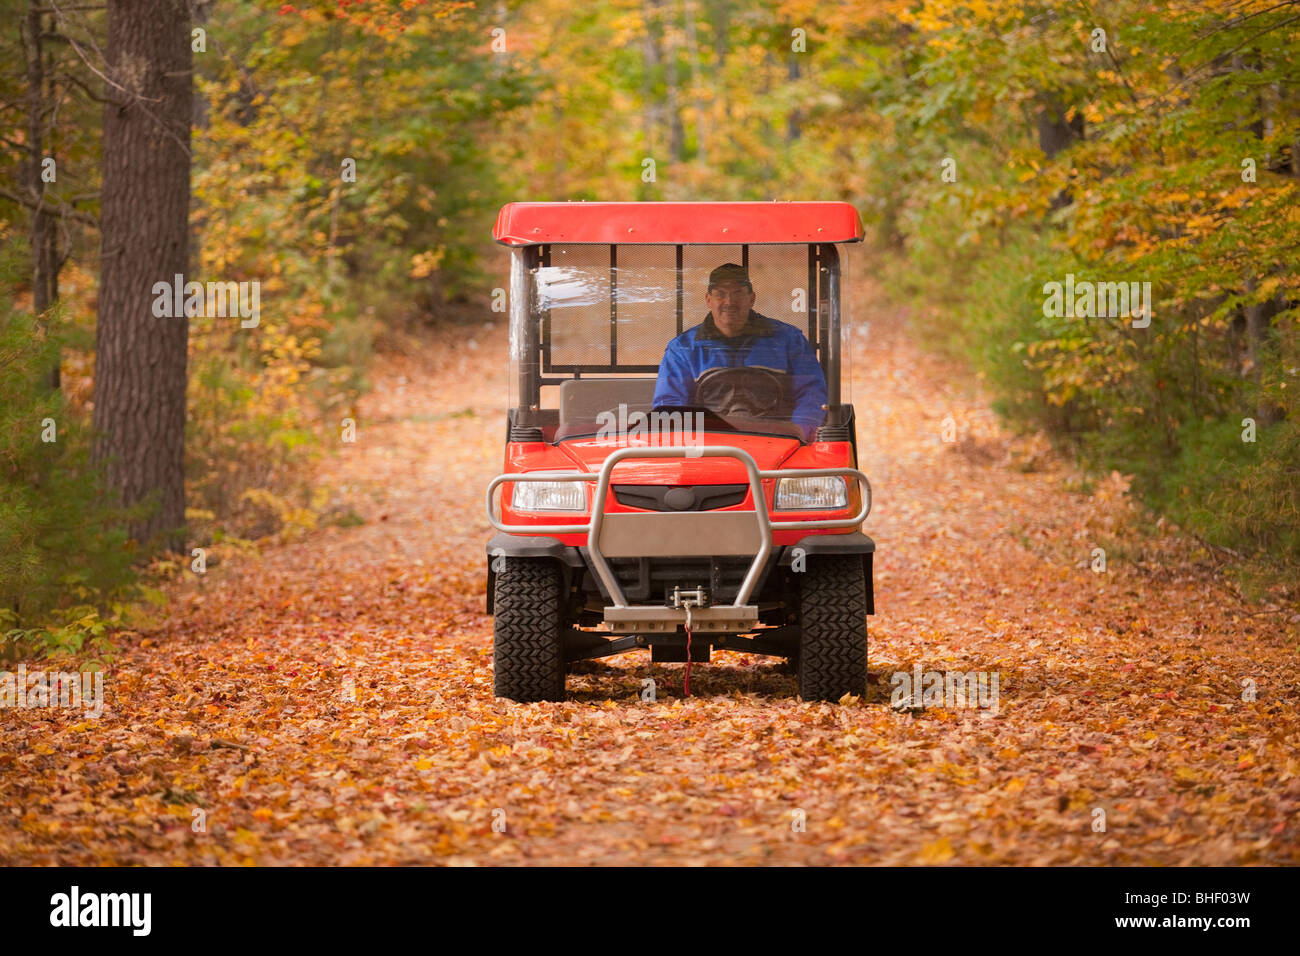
[511,475,587,512]
[774,476,848,511]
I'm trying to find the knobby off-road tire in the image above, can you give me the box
[796,555,868,702]
[492,558,565,703]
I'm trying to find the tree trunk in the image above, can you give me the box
[786,52,802,144]
[641,0,662,157]
[190,0,213,278]
[1035,93,1083,159]
[1243,277,1282,425]
[663,2,684,164]
[1240,54,1284,426]
[1035,93,1083,209]
[42,3,64,390]
[683,0,706,164]
[92,0,192,554]
[711,0,728,60]
[553,101,566,194]
[758,51,774,180]
[711,0,728,124]
[23,1,58,389]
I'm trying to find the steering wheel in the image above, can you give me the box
[692,366,790,420]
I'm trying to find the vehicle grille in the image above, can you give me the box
[611,483,748,512]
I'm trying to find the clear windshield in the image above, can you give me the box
[508,242,852,444]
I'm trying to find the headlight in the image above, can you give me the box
[511,476,587,512]
[775,476,848,510]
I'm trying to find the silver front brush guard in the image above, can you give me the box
[486,446,871,627]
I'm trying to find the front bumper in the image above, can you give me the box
[485,531,875,620]
[485,445,871,627]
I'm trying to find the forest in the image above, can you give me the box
[0,1,1297,868]
[3,1,1296,640]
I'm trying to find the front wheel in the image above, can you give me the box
[493,558,565,702]
[796,556,867,702]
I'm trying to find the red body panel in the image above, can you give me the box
[495,434,861,548]
[492,201,865,246]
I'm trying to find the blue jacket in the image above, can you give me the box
[653,311,828,435]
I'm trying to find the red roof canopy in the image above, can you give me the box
[493,201,864,246]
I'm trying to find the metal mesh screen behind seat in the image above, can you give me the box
[538,243,816,373]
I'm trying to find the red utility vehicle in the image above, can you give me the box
[484,202,875,702]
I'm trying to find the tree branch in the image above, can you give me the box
[0,185,97,225]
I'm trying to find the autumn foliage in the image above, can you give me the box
[3,306,1298,865]
[0,0,1297,866]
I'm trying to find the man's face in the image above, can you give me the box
[705,281,756,337]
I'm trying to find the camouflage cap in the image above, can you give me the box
[707,263,753,291]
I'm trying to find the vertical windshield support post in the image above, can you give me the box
[675,244,684,335]
[806,244,819,344]
[518,245,541,421]
[608,245,618,366]
[819,243,841,407]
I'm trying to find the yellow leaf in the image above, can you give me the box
[919,838,955,864]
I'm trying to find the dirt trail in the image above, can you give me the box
[3,299,1297,865]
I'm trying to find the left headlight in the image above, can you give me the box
[774,476,848,511]
[511,476,587,512]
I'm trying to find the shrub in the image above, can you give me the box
[0,249,138,637]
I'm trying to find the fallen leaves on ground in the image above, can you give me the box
[2,297,1297,865]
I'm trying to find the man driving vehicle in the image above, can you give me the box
[653,263,829,439]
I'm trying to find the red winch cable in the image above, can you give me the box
[683,605,693,697]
